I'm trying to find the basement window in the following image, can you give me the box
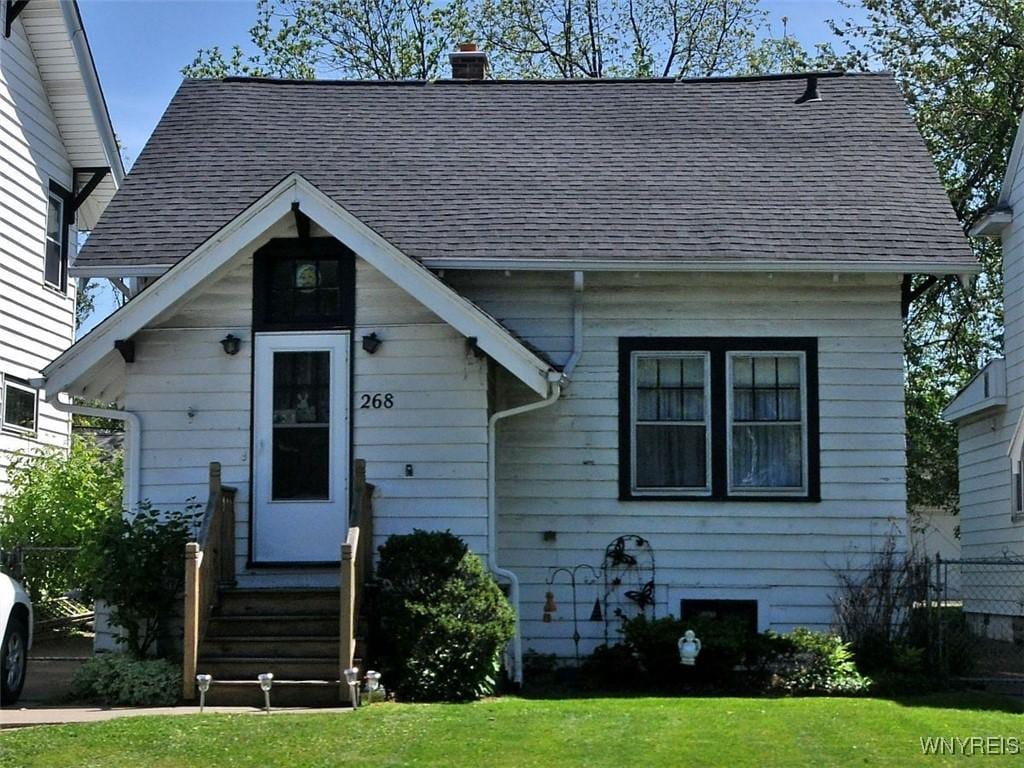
[619,338,819,501]
[2,377,38,435]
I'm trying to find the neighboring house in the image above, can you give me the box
[0,0,122,495]
[944,112,1024,642]
[40,52,974,694]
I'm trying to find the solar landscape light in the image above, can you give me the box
[344,666,360,709]
[196,674,212,713]
[258,673,274,713]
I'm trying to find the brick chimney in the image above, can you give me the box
[449,42,488,80]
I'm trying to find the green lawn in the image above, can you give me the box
[2,694,1023,768]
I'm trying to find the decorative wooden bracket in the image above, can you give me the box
[4,0,29,38]
[71,167,110,215]
[292,201,311,239]
[114,338,135,363]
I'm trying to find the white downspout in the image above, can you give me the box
[43,390,141,513]
[488,375,562,686]
[562,271,584,380]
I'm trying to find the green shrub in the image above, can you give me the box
[375,530,515,702]
[771,628,872,695]
[81,501,200,658]
[70,654,181,706]
[0,436,122,602]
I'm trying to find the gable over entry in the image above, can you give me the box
[42,173,559,399]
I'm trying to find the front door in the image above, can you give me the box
[252,332,349,563]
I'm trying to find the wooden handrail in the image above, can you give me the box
[183,462,237,699]
[339,458,374,701]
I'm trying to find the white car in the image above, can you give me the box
[0,572,32,705]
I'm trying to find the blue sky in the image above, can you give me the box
[76,0,862,332]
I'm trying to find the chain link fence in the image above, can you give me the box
[933,555,1024,681]
[1,546,93,631]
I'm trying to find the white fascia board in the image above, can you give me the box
[45,174,555,397]
[420,257,982,275]
[293,178,553,396]
[969,208,1013,238]
[60,0,125,184]
[942,358,1006,424]
[69,264,172,278]
[997,110,1024,209]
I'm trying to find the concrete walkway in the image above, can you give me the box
[1,705,353,728]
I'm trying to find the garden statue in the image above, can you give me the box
[678,629,701,666]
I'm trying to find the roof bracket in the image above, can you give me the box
[4,0,28,38]
[292,201,311,239]
[71,167,111,215]
[114,339,135,364]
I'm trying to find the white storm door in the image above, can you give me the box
[252,332,350,563]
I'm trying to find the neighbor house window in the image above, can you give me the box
[619,338,819,501]
[2,377,38,435]
[44,182,70,291]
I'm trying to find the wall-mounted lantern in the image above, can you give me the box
[220,334,242,356]
[362,333,382,354]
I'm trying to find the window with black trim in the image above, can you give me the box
[2,376,38,435]
[44,182,70,291]
[619,338,819,501]
[253,238,355,331]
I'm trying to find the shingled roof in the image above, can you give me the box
[73,72,975,275]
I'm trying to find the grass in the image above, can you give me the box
[2,694,1023,768]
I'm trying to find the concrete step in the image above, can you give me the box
[202,636,339,658]
[216,588,339,617]
[207,614,338,638]
[199,656,338,680]
[203,679,348,708]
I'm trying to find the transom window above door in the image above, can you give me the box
[619,338,819,501]
[253,238,355,331]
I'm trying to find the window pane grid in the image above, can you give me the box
[728,353,806,493]
[632,353,709,492]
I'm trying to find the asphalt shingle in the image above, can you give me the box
[74,73,974,272]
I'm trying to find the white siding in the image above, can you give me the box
[950,131,1024,630]
[121,240,489,589]
[0,18,75,496]
[450,270,907,657]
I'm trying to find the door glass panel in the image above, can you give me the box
[272,350,330,500]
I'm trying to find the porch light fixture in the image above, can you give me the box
[344,666,360,709]
[361,333,382,354]
[258,672,274,713]
[196,674,212,712]
[220,333,242,356]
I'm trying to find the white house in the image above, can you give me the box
[0,0,122,495]
[41,54,974,697]
[944,111,1024,643]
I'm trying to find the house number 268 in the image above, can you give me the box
[360,393,394,409]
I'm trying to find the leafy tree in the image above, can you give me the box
[830,0,1024,512]
[75,277,97,332]
[0,436,123,602]
[184,0,773,79]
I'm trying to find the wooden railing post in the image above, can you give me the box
[183,542,201,699]
[218,488,236,587]
[339,527,359,702]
